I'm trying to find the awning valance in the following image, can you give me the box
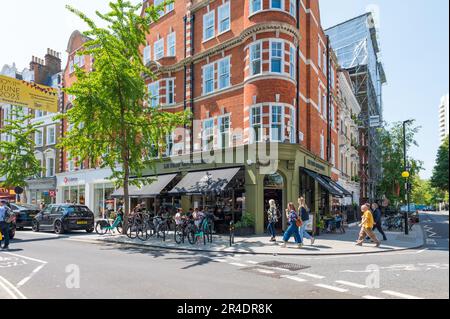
[168,167,241,195]
[322,176,353,197]
[111,174,177,198]
[302,169,344,198]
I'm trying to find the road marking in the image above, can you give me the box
[381,290,424,299]
[426,239,437,245]
[213,259,228,263]
[281,275,307,283]
[0,276,26,299]
[363,295,384,299]
[315,284,348,293]
[273,267,291,272]
[4,252,47,264]
[246,261,259,264]
[17,264,46,288]
[299,272,325,279]
[229,263,247,267]
[256,269,275,274]
[335,280,367,289]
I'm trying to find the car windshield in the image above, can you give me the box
[16,204,39,210]
[63,206,91,217]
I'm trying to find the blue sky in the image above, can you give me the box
[320,0,450,179]
[0,1,448,179]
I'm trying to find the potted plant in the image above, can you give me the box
[315,219,325,236]
[234,213,255,236]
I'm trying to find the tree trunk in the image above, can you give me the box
[122,158,130,235]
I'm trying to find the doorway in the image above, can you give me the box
[263,173,285,232]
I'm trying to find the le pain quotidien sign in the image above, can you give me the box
[0,74,58,113]
[304,157,328,175]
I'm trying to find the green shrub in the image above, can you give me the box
[235,212,255,229]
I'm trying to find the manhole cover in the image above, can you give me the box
[257,261,310,272]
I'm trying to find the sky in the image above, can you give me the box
[0,0,448,179]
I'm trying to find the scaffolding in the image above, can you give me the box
[326,12,387,203]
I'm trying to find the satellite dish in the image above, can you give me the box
[14,186,24,195]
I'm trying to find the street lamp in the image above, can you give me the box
[402,120,413,235]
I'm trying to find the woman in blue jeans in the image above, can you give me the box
[298,197,315,245]
[280,202,302,248]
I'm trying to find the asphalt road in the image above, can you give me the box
[0,211,448,299]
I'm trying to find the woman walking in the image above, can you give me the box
[298,197,315,245]
[280,202,302,248]
[267,199,279,242]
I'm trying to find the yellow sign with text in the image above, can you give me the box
[0,74,58,113]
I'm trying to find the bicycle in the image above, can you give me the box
[95,212,123,235]
[187,218,211,245]
[174,219,190,244]
[153,216,170,241]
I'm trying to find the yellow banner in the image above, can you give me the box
[0,74,58,113]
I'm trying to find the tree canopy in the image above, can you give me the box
[430,135,449,193]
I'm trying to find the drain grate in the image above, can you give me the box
[257,261,310,272]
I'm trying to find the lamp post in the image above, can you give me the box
[402,120,413,235]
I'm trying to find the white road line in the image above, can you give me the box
[4,252,47,264]
[363,295,384,299]
[17,264,46,288]
[381,290,424,299]
[315,284,348,293]
[229,263,247,267]
[298,272,325,279]
[246,261,259,264]
[273,267,291,272]
[281,275,307,283]
[335,280,367,289]
[256,269,275,274]
[0,276,26,299]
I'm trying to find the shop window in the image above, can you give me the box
[270,41,283,73]
[250,42,262,76]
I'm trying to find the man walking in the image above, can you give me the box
[356,204,380,247]
[0,200,11,250]
[371,203,387,241]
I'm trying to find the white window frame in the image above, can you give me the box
[78,54,85,67]
[154,38,164,60]
[250,42,262,76]
[143,45,151,65]
[67,152,75,172]
[289,0,296,17]
[202,63,215,95]
[46,125,56,146]
[154,0,165,17]
[218,115,230,149]
[250,0,262,15]
[331,143,336,166]
[250,106,262,143]
[218,2,231,34]
[166,133,174,157]
[166,0,174,13]
[289,108,296,144]
[69,60,74,74]
[270,0,284,10]
[270,40,283,74]
[289,45,296,79]
[270,105,284,142]
[218,56,231,90]
[46,156,55,177]
[166,78,175,105]
[320,134,325,159]
[167,32,176,57]
[148,81,160,108]
[35,128,44,147]
[203,11,215,42]
[202,118,215,151]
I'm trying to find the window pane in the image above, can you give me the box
[250,43,261,75]
[219,3,230,33]
[203,11,215,40]
[219,58,230,89]
[271,0,282,9]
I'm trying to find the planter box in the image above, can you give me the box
[234,227,255,237]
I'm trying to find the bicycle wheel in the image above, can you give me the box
[116,221,123,234]
[95,221,108,235]
[187,226,196,245]
[127,222,138,239]
[174,225,184,244]
[137,223,149,241]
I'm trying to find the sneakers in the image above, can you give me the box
[280,242,287,248]
[375,242,381,247]
[310,237,315,245]
[297,243,303,249]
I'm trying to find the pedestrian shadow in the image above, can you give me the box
[0,248,23,253]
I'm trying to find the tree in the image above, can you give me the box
[377,121,423,206]
[0,106,42,201]
[430,135,449,193]
[57,0,190,233]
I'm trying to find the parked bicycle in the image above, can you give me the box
[95,212,123,235]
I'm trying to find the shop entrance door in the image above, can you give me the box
[264,189,283,231]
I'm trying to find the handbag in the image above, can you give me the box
[296,218,303,228]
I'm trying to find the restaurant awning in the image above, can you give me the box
[111,174,177,198]
[302,169,344,198]
[168,167,241,195]
[322,176,353,197]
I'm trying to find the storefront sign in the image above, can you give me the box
[64,177,79,184]
[0,74,58,113]
[49,190,56,198]
[305,158,327,174]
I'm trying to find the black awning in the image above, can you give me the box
[302,169,344,198]
[111,174,177,198]
[322,176,353,197]
[168,167,241,195]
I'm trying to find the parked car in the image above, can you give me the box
[7,203,40,229]
[32,204,95,234]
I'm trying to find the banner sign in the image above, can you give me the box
[0,74,58,113]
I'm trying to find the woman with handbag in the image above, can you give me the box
[267,199,279,242]
[280,202,302,248]
[298,197,315,245]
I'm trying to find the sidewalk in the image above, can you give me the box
[90,225,425,256]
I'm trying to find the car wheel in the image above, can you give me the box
[86,227,94,233]
[32,220,40,232]
[54,220,65,234]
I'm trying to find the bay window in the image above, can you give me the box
[250,0,262,14]
[250,106,262,143]
[270,0,283,10]
[218,115,230,149]
[289,46,296,79]
[270,105,283,142]
[270,41,283,73]
[202,118,215,151]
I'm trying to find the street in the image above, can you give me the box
[0,211,448,299]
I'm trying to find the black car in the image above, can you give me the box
[32,204,95,234]
[8,203,40,229]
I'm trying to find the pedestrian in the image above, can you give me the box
[298,197,315,245]
[267,199,279,242]
[280,202,302,248]
[356,204,380,247]
[371,203,387,241]
[0,200,12,250]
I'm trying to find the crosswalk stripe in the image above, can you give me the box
[256,269,275,274]
[281,275,307,283]
[229,263,247,267]
[299,272,325,279]
[246,261,259,264]
[381,290,424,299]
[335,280,367,289]
[315,284,348,293]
